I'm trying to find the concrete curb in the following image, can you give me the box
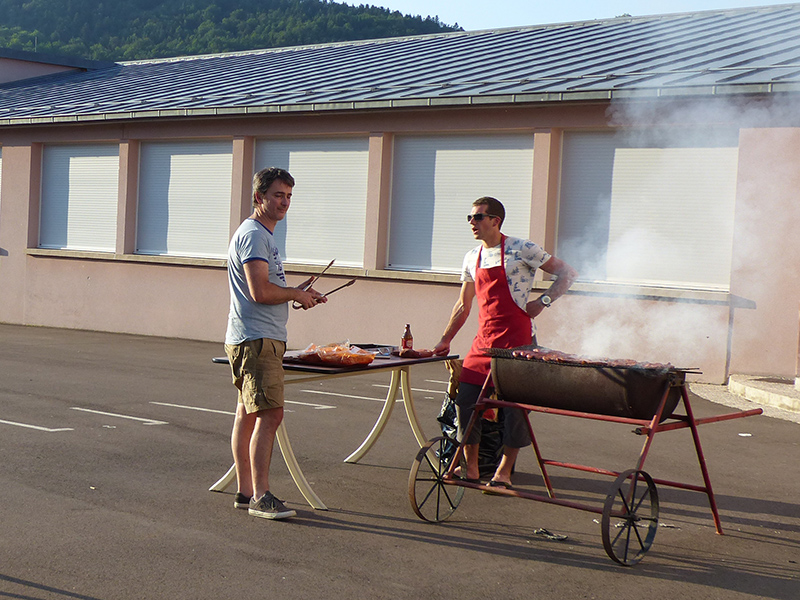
[728,374,800,414]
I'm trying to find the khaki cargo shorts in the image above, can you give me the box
[224,338,286,414]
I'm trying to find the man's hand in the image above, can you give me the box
[432,340,451,356]
[293,286,326,310]
[526,257,578,318]
[297,275,315,291]
[525,297,546,319]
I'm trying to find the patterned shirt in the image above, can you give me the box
[461,235,551,312]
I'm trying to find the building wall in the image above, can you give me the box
[1,102,796,383]
[0,58,81,84]
[728,127,800,377]
[0,57,79,84]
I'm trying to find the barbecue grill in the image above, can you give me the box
[408,347,763,566]
[487,347,688,421]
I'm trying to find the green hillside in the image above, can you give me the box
[0,0,461,61]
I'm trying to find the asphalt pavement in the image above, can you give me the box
[0,323,798,600]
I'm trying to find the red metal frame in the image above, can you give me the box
[446,372,763,533]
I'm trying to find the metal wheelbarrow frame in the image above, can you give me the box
[408,356,763,566]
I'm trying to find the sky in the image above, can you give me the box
[341,1,789,30]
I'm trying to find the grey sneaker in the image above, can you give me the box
[233,492,251,509]
[248,491,296,520]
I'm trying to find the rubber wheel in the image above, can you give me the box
[601,469,659,566]
[408,436,464,522]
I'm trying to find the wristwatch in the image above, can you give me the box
[539,295,552,308]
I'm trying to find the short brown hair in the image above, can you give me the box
[473,196,505,227]
[253,167,295,207]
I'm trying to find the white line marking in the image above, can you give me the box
[0,419,74,432]
[70,407,168,426]
[287,400,336,410]
[150,402,234,415]
[151,400,334,412]
[425,380,450,385]
[300,389,395,403]
[372,384,443,394]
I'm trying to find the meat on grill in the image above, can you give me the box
[509,347,674,372]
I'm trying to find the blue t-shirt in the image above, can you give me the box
[225,218,289,345]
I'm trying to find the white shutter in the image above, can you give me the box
[389,134,534,273]
[558,131,739,290]
[255,137,369,267]
[39,144,119,252]
[137,141,232,259]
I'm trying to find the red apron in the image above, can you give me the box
[460,236,533,386]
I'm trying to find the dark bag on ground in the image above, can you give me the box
[437,393,504,477]
[437,358,504,477]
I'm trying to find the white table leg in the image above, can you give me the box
[208,464,236,492]
[343,367,401,463]
[275,420,328,510]
[208,421,327,510]
[399,367,428,447]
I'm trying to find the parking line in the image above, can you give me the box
[0,419,73,432]
[286,400,336,410]
[151,400,335,412]
[70,407,168,426]
[150,402,234,415]
[371,384,443,394]
[300,389,389,403]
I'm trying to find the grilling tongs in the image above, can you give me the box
[291,259,356,309]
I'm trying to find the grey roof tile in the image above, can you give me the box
[1,4,800,123]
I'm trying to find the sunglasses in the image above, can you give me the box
[467,213,499,223]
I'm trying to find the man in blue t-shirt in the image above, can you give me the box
[224,167,326,520]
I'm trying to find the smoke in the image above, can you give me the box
[607,94,800,131]
[550,92,800,373]
[553,295,722,368]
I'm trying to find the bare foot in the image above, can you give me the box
[445,465,480,482]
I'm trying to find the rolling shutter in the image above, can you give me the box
[137,140,232,259]
[255,137,369,267]
[39,144,119,252]
[389,134,534,273]
[558,130,739,290]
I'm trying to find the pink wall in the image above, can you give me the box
[0,143,37,324]
[0,58,77,84]
[16,256,479,357]
[729,128,800,377]
[21,257,230,341]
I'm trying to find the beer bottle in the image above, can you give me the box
[401,324,413,350]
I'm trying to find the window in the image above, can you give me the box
[557,130,739,291]
[388,134,534,273]
[137,140,232,259]
[255,137,369,267]
[39,144,119,252]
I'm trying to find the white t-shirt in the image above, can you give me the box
[225,218,288,345]
[461,235,551,312]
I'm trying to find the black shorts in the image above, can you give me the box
[454,382,531,448]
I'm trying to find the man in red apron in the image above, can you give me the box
[433,197,577,490]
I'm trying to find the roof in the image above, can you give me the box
[1,3,800,125]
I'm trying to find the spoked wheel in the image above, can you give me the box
[408,436,464,522]
[601,469,659,566]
